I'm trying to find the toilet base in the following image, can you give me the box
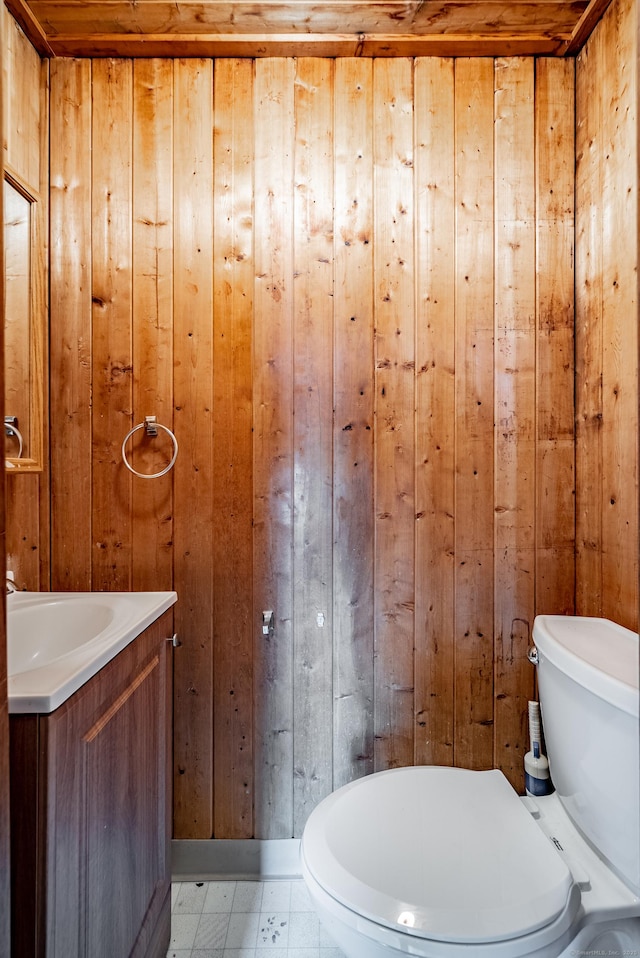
[558,918,640,958]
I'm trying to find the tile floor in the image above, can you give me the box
[167,879,347,958]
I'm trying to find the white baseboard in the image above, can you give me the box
[171,838,302,881]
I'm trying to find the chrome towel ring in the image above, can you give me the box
[121,416,178,479]
[4,416,23,459]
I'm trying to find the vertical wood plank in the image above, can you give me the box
[36,59,50,590]
[454,58,495,772]
[575,0,639,631]
[212,58,254,839]
[172,58,215,838]
[373,58,415,772]
[91,59,133,592]
[253,57,295,839]
[535,58,575,616]
[414,57,455,767]
[332,58,375,790]
[131,59,174,592]
[575,35,604,617]
[292,57,334,836]
[493,57,536,789]
[4,51,49,591]
[50,58,93,591]
[599,0,638,627]
[5,477,40,589]
[3,7,40,189]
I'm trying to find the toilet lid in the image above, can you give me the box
[302,766,574,944]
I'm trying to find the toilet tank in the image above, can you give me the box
[532,615,639,895]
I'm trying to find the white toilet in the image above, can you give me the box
[301,615,640,957]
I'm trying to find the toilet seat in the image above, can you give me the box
[301,767,576,947]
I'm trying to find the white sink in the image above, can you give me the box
[7,590,177,713]
[8,597,116,675]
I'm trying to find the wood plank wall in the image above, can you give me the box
[575,0,639,630]
[3,7,49,589]
[46,54,576,840]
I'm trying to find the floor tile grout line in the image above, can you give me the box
[167,877,346,956]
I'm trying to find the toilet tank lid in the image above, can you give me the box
[301,767,574,945]
[533,615,639,717]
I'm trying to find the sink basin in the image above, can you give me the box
[7,590,177,713]
[8,597,116,675]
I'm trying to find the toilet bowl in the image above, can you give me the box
[301,616,640,957]
[301,764,640,957]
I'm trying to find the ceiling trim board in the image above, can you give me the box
[47,31,568,57]
[563,0,614,53]
[4,0,55,55]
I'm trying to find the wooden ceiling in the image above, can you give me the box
[7,0,613,58]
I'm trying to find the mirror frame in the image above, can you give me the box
[4,164,45,473]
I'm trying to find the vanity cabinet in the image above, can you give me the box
[9,611,173,958]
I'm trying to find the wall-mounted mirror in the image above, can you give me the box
[4,169,44,472]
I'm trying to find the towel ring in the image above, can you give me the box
[4,417,23,459]
[121,417,178,479]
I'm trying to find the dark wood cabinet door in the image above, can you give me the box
[11,612,172,958]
